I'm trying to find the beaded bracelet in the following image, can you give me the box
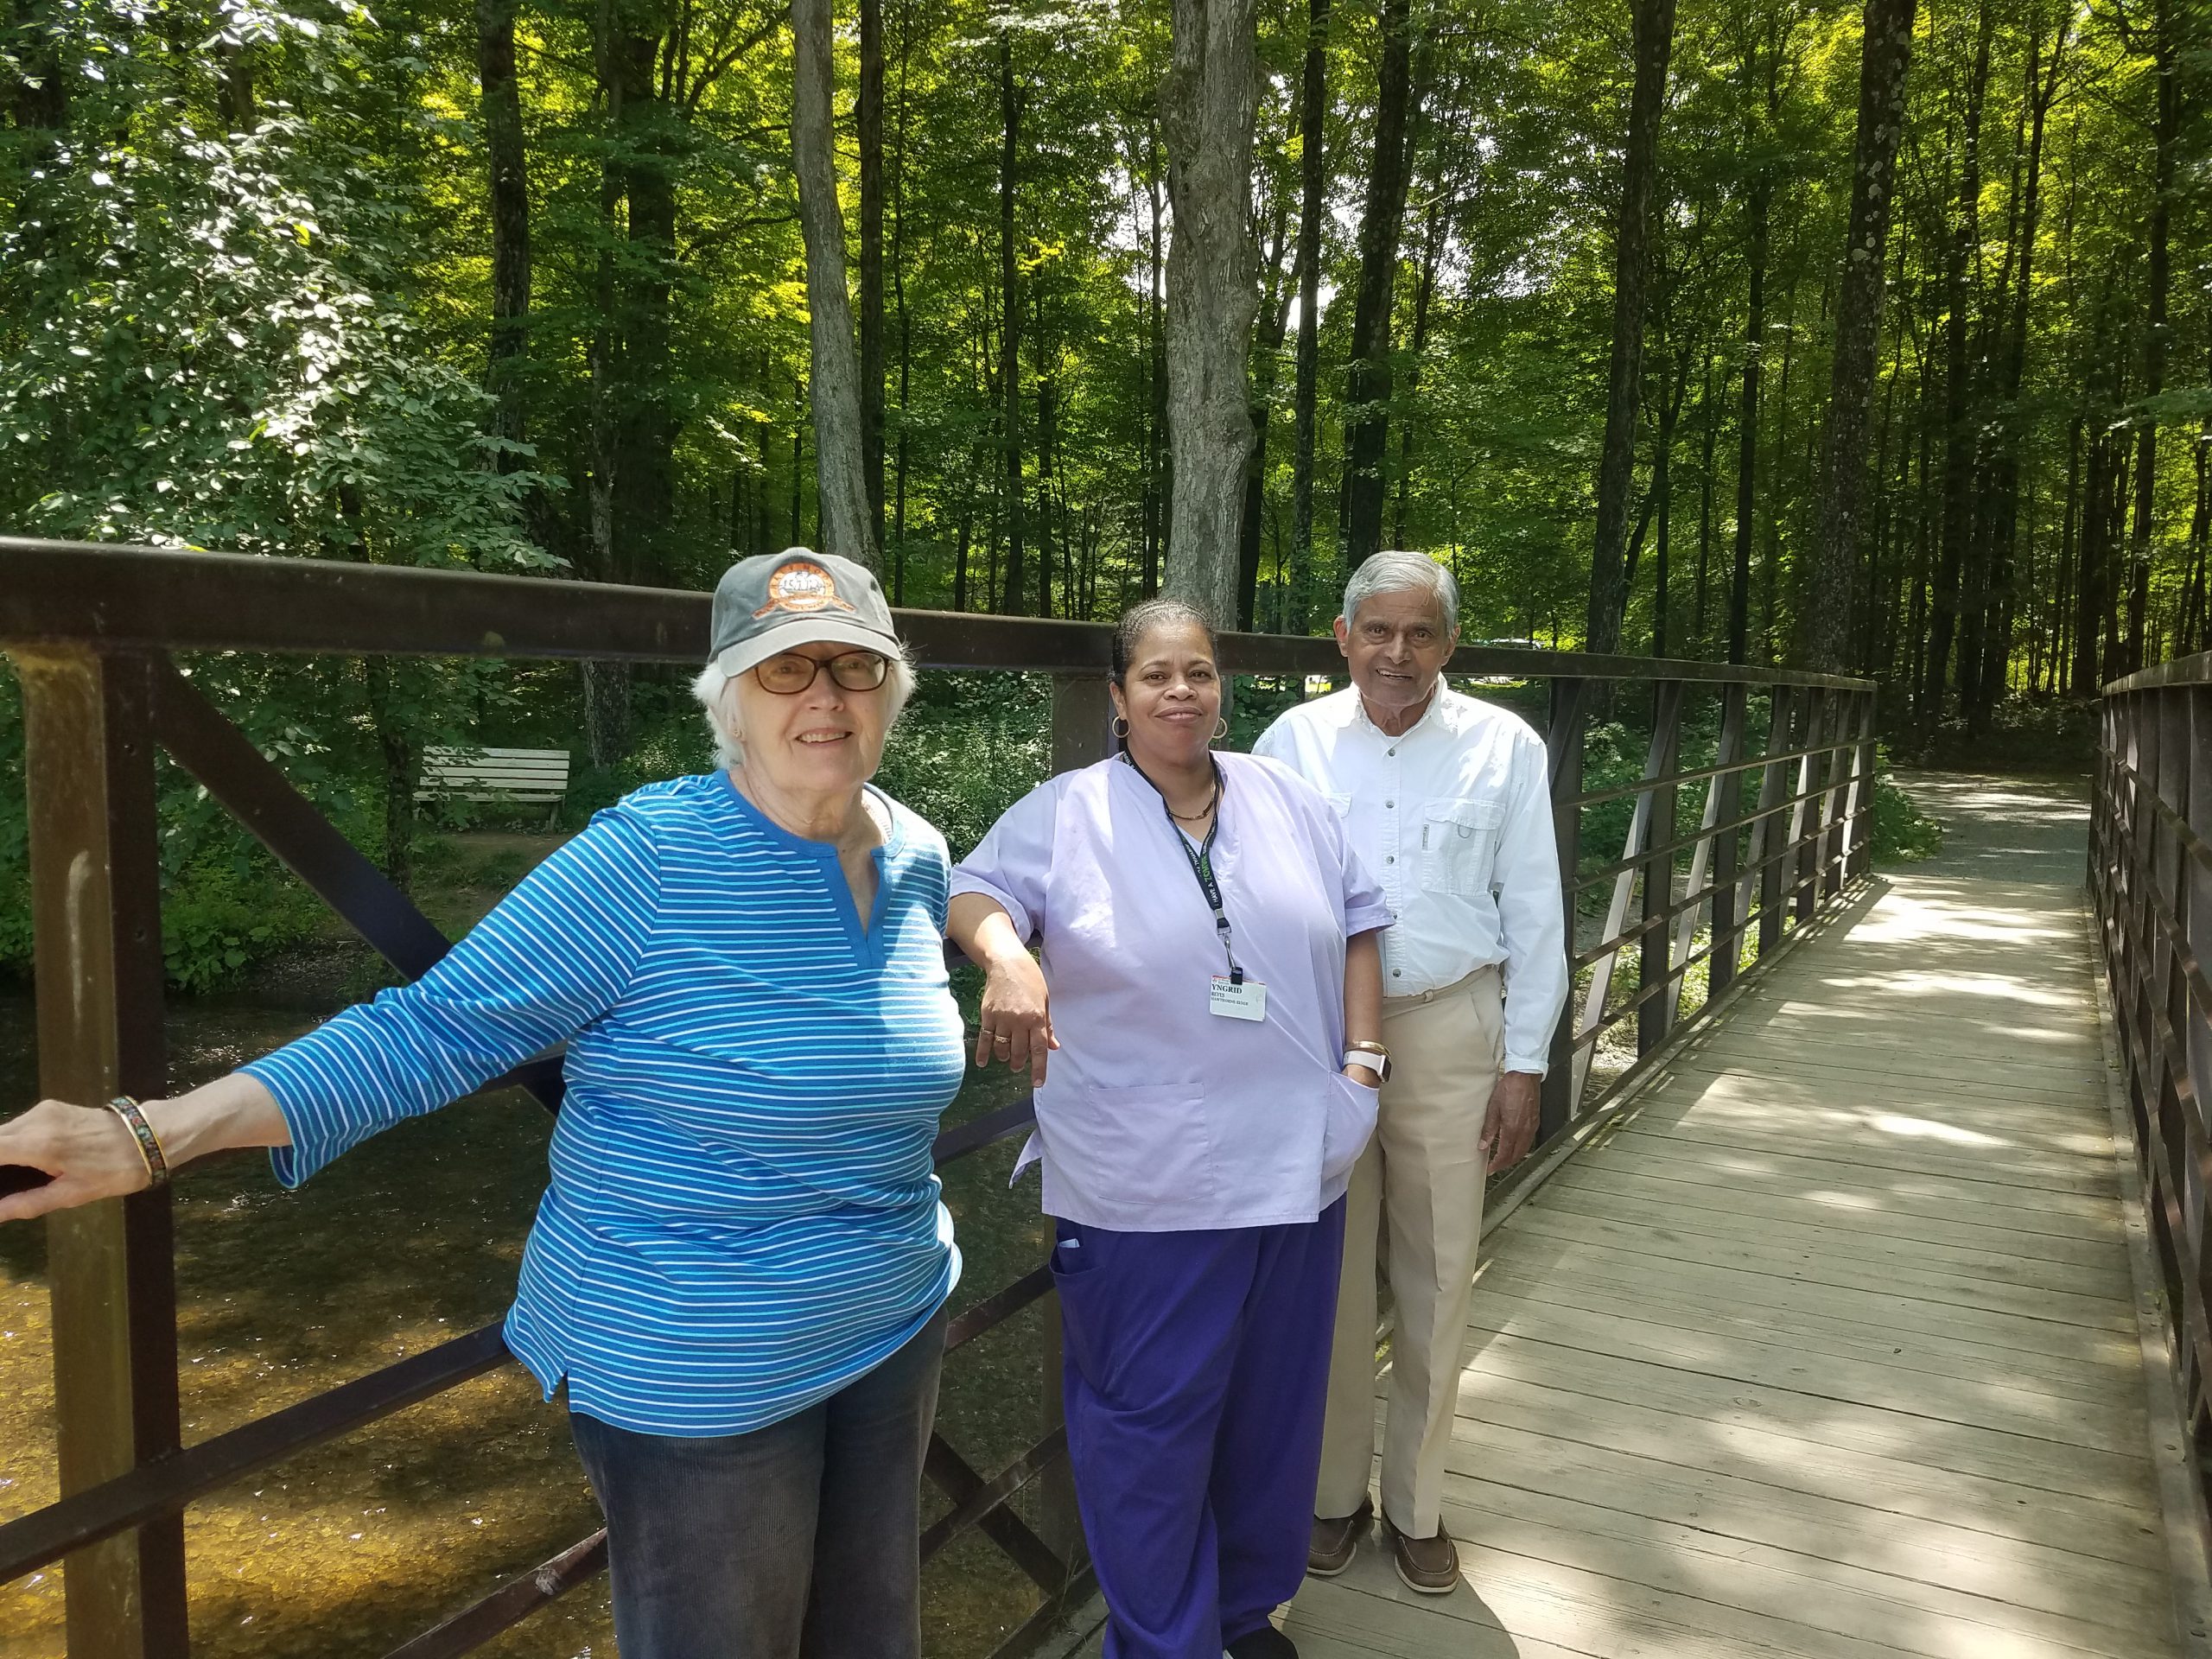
[106,1095,170,1189]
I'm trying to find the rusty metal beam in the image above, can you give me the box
[10,646,186,1659]
[381,1530,608,1659]
[0,540,1872,688]
[0,1323,511,1584]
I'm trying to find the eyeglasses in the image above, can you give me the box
[752,651,891,696]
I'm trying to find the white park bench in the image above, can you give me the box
[416,747,571,822]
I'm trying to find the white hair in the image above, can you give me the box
[1341,550,1459,634]
[690,649,918,771]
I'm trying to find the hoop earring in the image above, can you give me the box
[1112,716,1130,737]
[1211,717,1230,741]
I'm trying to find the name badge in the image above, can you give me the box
[1209,976,1268,1021]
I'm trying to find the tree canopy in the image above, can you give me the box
[0,0,2204,725]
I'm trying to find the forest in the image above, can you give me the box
[0,0,2204,945]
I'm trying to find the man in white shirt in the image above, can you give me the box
[1253,550,1567,1595]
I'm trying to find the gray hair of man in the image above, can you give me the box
[1340,550,1460,635]
[689,650,919,771]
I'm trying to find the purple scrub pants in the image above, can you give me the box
[1052,1199,1346,1659]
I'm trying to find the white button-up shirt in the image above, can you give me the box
[1254,687,1567,1076]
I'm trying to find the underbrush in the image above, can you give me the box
[1886,691,2098,773]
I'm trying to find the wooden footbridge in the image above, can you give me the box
[1,543,2209,1659]
[1058,770,2212,1659]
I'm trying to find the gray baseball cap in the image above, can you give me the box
[709,549,901,676]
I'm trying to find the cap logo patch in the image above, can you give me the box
[753,559,858,620]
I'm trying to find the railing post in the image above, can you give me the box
[1705,683,1751,1004]
[1035,671,1113,1577]
[1755,689,1796,957]
[1638,683,1684,1056]
[1842,689,1878,881]
[10,647,186,1659]
[1794,689,1830,925]
[1541,677,1588,1144]
[1820,690,1853,897]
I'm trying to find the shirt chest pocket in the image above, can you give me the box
[1420,798,1504,899]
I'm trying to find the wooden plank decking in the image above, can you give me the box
[1056,776,2209,1659]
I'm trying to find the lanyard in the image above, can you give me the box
[1124,753,1244,984]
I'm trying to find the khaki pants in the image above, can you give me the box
[1314,966,1504,1539]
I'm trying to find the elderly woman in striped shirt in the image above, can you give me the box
[0,551,969,1659]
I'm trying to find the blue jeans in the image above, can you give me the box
[569,1304,948,1659]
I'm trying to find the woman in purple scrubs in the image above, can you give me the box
[947,600,1391,1659]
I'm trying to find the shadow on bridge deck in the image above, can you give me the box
[1060,773,2212,1659]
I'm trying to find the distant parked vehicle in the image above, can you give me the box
[1462,638,1548,684]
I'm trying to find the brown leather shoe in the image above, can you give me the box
[1306,1497,1372,1577]
[1382,1515,1459,1594]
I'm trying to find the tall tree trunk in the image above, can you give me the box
[478,0,532,469]
[2073,430,2112,696]
[999,32,1026,613]
[2104,436,2131,683]
[1804,0,1916,672]
[2053,415,2081,690]
[1586,0,1679,655]
[1159,0,1262,625]
[1908,386,1934,715]
[1238,146,1298,628]
[1288,0,1330,631]
[791,0,877,566]
[582,0,628,766]
[1932,5,1993,709]
[1761,278,1798,662]
[1144,124,1168,597]
[1864,329,1906,673]
[2125,0,2180,673]
[859,0,886,550]
[1730,179,1770,664]
[1972,13,2066,715]
[2186,435,2210,657]
[614,29,677,588]
[1035,334,1058,618]
[889,0,912,601]
[217,40,257,130]
[1337,0,1421,570]
[1652,346,1680,658]
[791,376,807,542]
[1694,350,1716,645]
[1393,180,1449,550]
[953,490,973,611]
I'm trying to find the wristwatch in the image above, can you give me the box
[1344,1040,1392,1084]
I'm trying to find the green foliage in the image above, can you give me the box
[1869,768,1944,863]
[0,1,553,569]
[160,855,325,995]
[557,674,720,826]
[874,674,1054,858]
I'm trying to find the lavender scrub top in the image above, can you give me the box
[950,752,1393,1232]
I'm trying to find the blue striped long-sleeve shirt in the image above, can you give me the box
[242,771,968,1436]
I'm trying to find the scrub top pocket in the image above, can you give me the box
[1321,1070,1381,1187]
[1420,798,1504,898]
[1042,1083,1215,1211]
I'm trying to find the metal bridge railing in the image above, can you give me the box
[0,538,1874,1656]
[2094,653,2212,1565]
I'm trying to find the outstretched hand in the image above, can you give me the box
[0,1101,150,1224]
